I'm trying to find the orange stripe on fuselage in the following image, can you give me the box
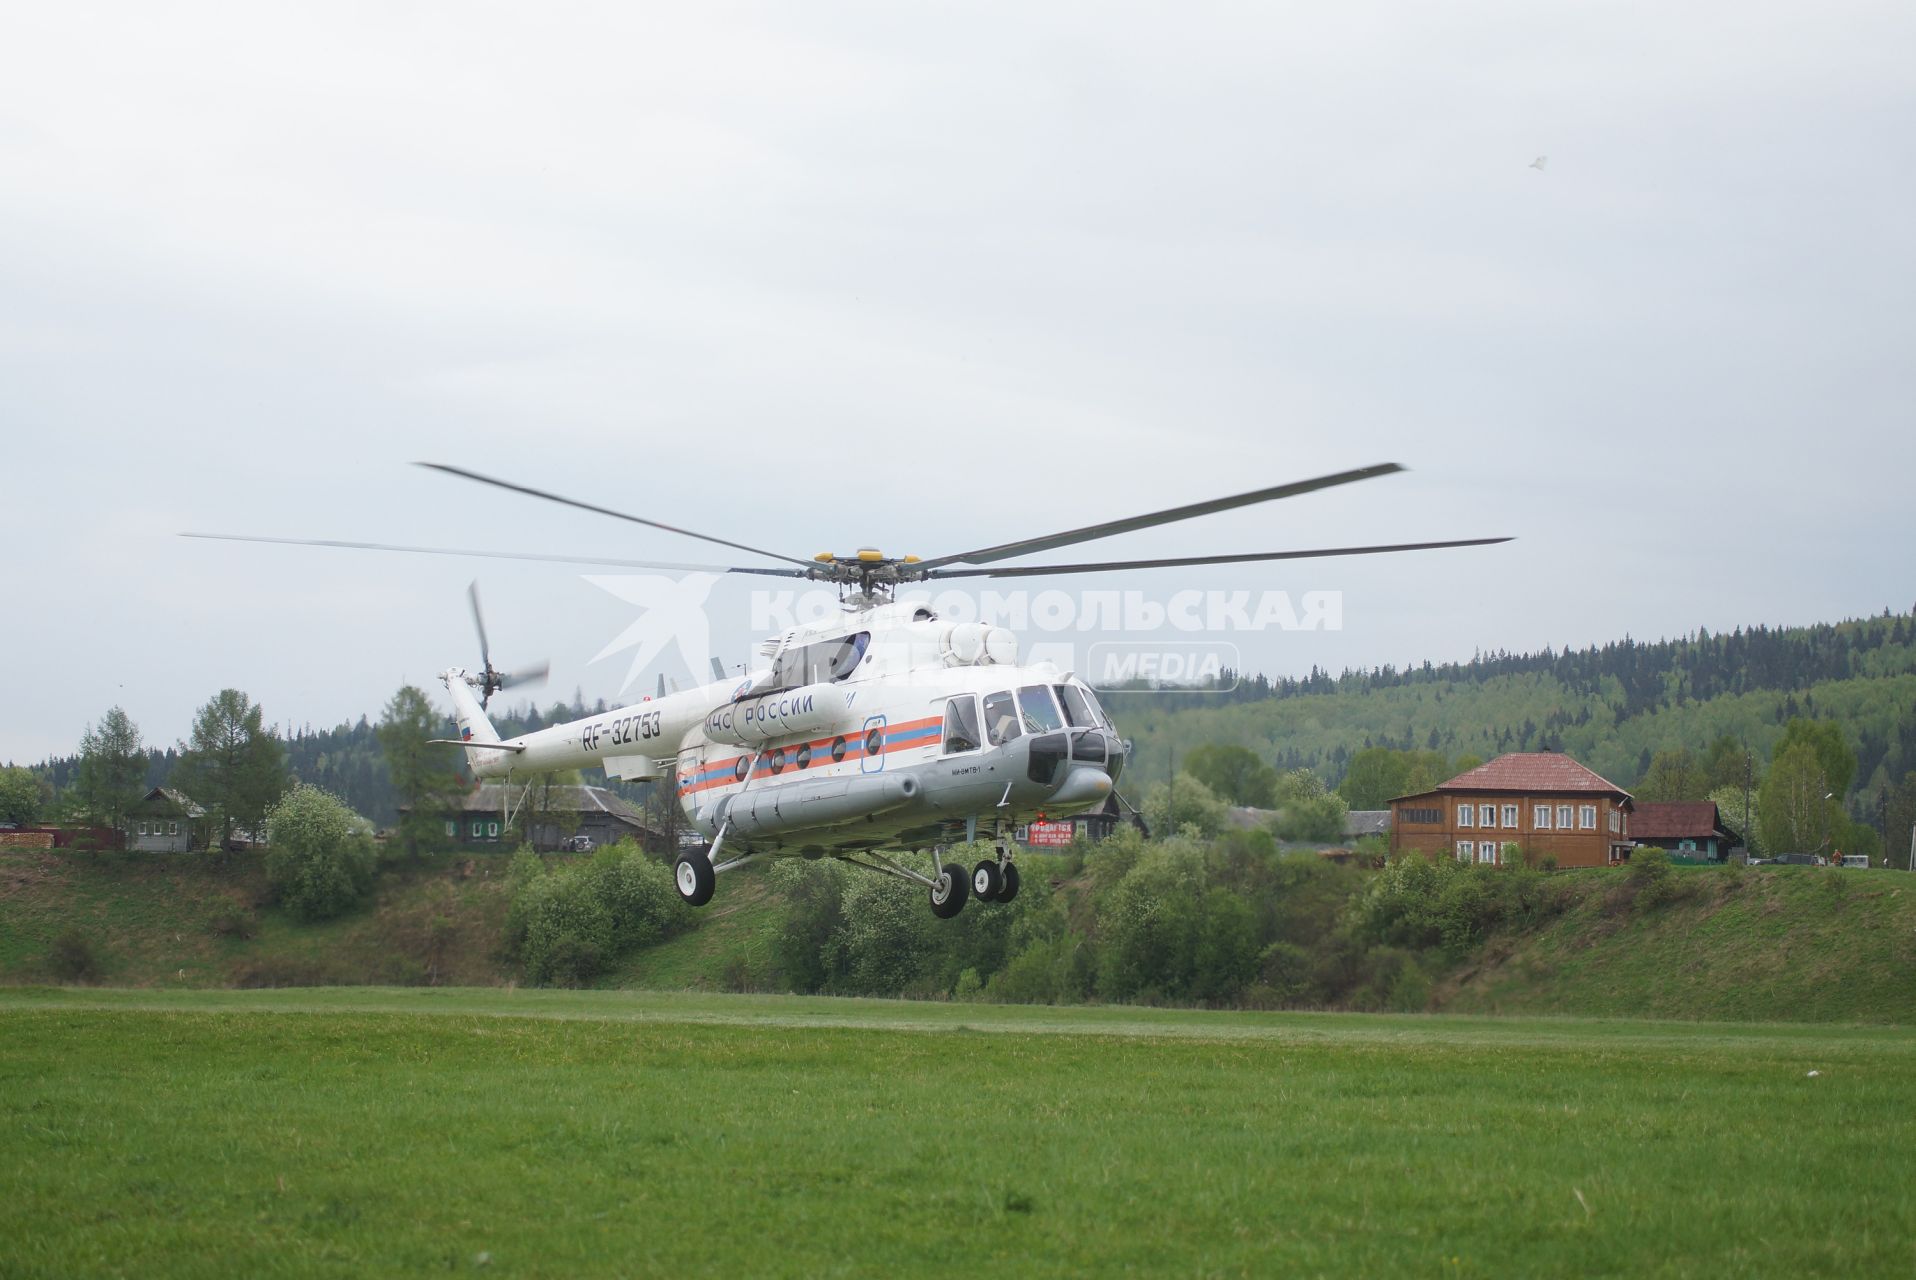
[678,715,945,797]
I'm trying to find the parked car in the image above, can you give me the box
[1841,854,1870,869]
[562,834,594,852]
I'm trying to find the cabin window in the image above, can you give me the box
[830,736,847,763]
[1016,685,1065,734]
[795,743,812,770]
[1457,804,1474,828]
[1556,804,1574,830]
[942,696,982,754]
[768,747,786,774]
[1534,805,1552,829]
[734,756,750,782]
[1055,684,1095,728]
[1502,805,1519,828]
[1579,804,1597,830]
[1079,685,1110,726]
[983,691,1022,745]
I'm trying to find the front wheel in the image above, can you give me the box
[996,861,1021,904]
[972,860,1003,902]
[675,851,716,906]
[929,865,969,919]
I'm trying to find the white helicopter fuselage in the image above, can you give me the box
[440,601,1125,859]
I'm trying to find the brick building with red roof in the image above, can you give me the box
[1390,751,1635,868]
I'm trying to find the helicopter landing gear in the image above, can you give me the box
[972,860,1003,901]
[674,850,715,906]
[929,863,969,918]
[997,860,1021,904]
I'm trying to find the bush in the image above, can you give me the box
[1628,846,1676,908]
[515,868,614,986]
[264,784,377,922]
[48,929,99,982]
[586,843,688,951]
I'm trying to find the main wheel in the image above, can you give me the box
[674,851,716,907]
[996,861,1021,904]
[929,864,969,918]
[972,860,1003,902]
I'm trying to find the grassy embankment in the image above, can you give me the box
[2,987,1912,1277]
[7,843,1916,1024]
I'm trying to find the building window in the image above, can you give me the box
[1400,806,1440,824]
[1502,804,1519,828]
[445,821,457,837]
[137,821,148,836]
[1476,842,1496,864]
[1579,804,1597,830]
[1534,805,1552,829]
[1556,804,1574,830]
[471,821,483,838]
[1457,841,1473,862]
[487,821,499,838]
[169,822,179,836]
[1503,842,1520,863]
[1609,809,1620,834]
[1457,804,1474,828]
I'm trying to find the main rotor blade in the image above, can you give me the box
[923,536,1513,578]
[417,462,814,568]
[179,532,807,576]
[913,462,1406,570]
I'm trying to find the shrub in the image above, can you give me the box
[48,929,99,982]
[264,784,377,922]
[1628,846,1676,908]
[586,843,687,951]
[515,868,614,986]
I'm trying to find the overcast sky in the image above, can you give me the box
[3,1,1912,763]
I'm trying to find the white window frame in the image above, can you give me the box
[1579,804,1597,830]
[1609,809,1620,834]
[445,820,457,837]
[138,821,148,836]
[1534,805,1552,829]
[471,821,483,838]
[1480,804,1497,830]
[1457,803,1474,828]
[1502,804,1519,828]
[1457,840,1474,862]
[169,821,179,836]
[487,821,500,838]
[1476,842,1496,864]
[1556,804,1574,830]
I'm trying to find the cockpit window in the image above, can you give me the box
[1016,685,1065,734]
[1055,684,1095,728]
[942,695,982,754]
[983,690,1022,746]
[1079,685,1109,726]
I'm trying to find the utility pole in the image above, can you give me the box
[1743,738,1754,856]
[1168,742,1176,835]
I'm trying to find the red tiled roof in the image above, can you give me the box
[1631,801,1726,839]
[1432,752,1631,799]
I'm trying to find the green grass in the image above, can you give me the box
[1445,867,1916,1023]
[3,988,1913,1277]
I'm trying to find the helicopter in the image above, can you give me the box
[188,461,1508,917]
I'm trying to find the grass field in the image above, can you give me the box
[3,988,1913,1277]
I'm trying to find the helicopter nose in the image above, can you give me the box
[1049,767,1113,808]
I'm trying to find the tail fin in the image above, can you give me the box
[440,668,511,777]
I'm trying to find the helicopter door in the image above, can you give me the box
[860,714,886,774]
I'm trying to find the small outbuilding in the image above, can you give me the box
[1630,801,1741,863]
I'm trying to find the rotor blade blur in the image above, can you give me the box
[468,581,491,669]
[416,462,814,568]
[923,536,1514,578]
[501,661,550,690]
[912,462,1406,570]
[178,532,806,576]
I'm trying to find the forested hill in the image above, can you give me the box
[1110,609,1916,802]
[27,610,1916,825]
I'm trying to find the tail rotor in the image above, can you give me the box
[467,581,549,708]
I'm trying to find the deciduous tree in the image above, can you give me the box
[264,783,377,921]
[1758,743,1836,855]
[376,686,464,859]
[1182,744,1279,808]
[73,707,146,828]
[174,690,289,849]
[1637,748,1705,802]
[0,765,49,826]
